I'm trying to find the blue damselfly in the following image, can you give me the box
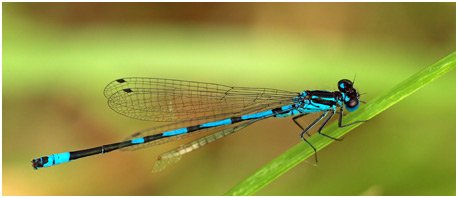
[32,78,365,172]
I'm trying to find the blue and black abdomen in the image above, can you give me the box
[31,103,297,170]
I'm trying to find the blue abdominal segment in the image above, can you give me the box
[131,137,145,144]
[200,118,232,128]
[162,128,188,136]
[38,152,71,169]
[241,110,274,120]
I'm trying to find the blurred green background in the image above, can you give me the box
[3,2,455,196]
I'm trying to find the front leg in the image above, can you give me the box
[338,104,367,127]
[316,109,343,141]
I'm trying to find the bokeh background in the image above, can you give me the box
[3,2,455,196]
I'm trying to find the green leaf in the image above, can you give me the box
[224,52,456,196]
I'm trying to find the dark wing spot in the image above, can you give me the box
[116,79,127,83]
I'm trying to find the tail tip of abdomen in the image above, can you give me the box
[31,158,43,170]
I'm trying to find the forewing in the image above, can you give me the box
[104,77,297,122]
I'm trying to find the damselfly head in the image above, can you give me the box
[338,79,360,112]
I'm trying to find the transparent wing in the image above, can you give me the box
[104,77,298,122]
[151,119,259,172]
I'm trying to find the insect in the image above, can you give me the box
[31,77,365,172]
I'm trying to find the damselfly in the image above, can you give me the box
[31,78,365,172]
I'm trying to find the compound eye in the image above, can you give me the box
[338,79,353,92]
[346,99,358,108]
[345,99,359,112]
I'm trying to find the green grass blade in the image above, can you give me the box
[224,52,456,196]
